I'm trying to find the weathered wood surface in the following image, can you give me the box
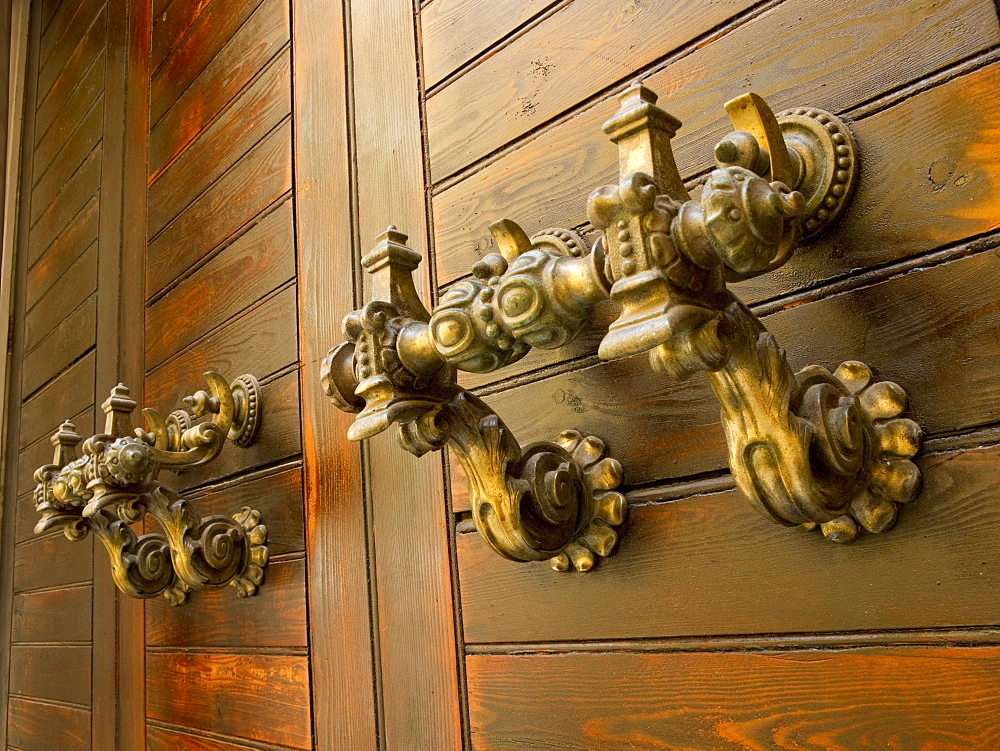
[458,445,1000,644]
[466,647,1000,750]
[7,696,90,751]
[20,291,95,397]
[151,0,213,73]
[431,0,1000,289]
[23,244,97,354]
[9,645,91,706]
[147,724,282,751]
[25,194,98,293]
[146,557,306,648]
[28,145,101,268]
[16,408,93,494]
[37,0,103,92]
[18,350,94,447]
[420,0,555,87]
[10,585,92,643]
[145,200,295,370]
[146,652,311,749]
[13,534,93,593]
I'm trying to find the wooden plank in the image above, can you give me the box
[13,534,93,593]
[459,445,1000,643]
[24,194,98,297]
[420,0,556,88]
[144,284,298,408]
[145,119,291,298]
[16,409,94,497]
[32,50,104,178]
[145,652,311,748]
[9,645,91,706]
[33,3,106,146]
[37,0,104,102]
[180,465,304,555]
[11,585,92,643]
[431,0,1000,287]
[351,0,465,746]
[27,144,101,266]
[40,0,62,34]
[30,92,103,227]
[168,371,301,492]
[23,246,97,355]
[147,0,289,180]
[7,696,89,751]
[150,0,265,126]
[18,351,95,448]
[145,557,306,648]
[292,0,379,744]
[466,647,1000,750]
[451,245,1000,503]
[147,725,282,751]
[147,48,290,236]
[151,0,213,74]
[426,0,761,179]
[145,199,295,369]
[20,292,95,398]
[15,492,38,544]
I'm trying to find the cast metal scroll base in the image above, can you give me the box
[33,373,269,605]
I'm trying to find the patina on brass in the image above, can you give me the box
[323,227,625,572]
[587,83,920,542]
[32,373,268,604]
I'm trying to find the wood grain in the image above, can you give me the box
[9,645,91,706]
[431,0,1000,288]
[147,0,288,180]
[23,244,97,355]
[145,119,291,298]
[466,647,1000,750]
[150,0,265,126]
[146,652,311,748]
[13,534,93,594]
[151,0,213,73]
[426,0,759,179]
[28,144,101,268]
[145,199,295,369]
[37,0,104,104]
[11,585,92,643]
[144,284,298,408]
[7,696,89,751]
[25,190,98,283]
[18,350,95,448]
[458,445,1000,643]
[145,557,306,648]
[15,492,38,544]
[420,0,556,87]
[20,293,95,398]
[147,725,283,751]
[147,48,290,236]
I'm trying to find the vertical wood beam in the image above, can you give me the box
[349,0,465,746]
[94,0,150,747]
[292,0,380,747]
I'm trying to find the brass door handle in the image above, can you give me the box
[32,373,268,605]
[323,83,923,567]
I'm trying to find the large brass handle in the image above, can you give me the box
[32,373,268,605]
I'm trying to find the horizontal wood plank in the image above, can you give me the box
[144,284,298,409]
[15,492,37,544]
[28,144,101,265]
[426,0,759,179]
[11,585,93,643]
[147,47,290,237]
[150,0,265,126]
[147,0,288,180]
[459,445,1000,643]
[145,118,291,298]
[147,725,280,751]
[25,193,98,297]
[467,647,1000,750]
[7,696,90,751]
[431,0,1000,290]
[23,246,97,355]
[146,557,306,648]
[146,652,311,748]
[9,645,91,706]
[20,292,95,398]
[13,534,93,594]
[420,0,555,87]
[144,198,295,369]
[18,350,95,448]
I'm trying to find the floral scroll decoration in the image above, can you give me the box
[32,373,268,605]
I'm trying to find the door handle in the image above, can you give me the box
[32,373,268,605]
[324,83,923,566]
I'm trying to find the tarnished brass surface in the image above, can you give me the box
[323,227,624,571]
[32,374,268,604]
[589,84,919,541]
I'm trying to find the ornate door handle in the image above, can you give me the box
[32,373,268,605]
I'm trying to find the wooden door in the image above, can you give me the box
[2,0,1000,749]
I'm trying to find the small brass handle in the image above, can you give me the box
[33,373,268,605]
